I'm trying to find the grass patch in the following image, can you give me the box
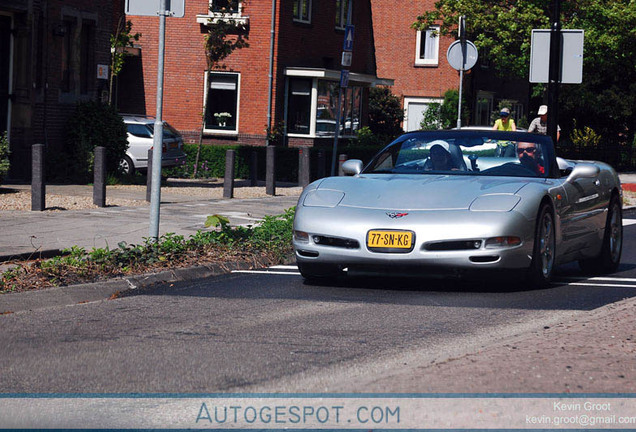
[0,208,295,293]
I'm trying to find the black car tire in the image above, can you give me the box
[120,156,135,176]
[579,194,622,274]
[527,203,556,289]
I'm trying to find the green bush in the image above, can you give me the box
[0,131,9,185]
[65,101,128,183]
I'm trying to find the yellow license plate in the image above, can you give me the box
[367,230,414,251]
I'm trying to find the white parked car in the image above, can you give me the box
[120,114,187,175]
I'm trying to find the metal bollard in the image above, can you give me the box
[93,146,107,207]
[266,145,276,196]
[146,149,152,202]
[223,149,235,199]
[31,144,45,211]
[338,154,348,176]
[298,147,311,187]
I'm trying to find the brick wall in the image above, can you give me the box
[124,0,378,148]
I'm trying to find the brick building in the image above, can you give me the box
[0,0,124,180]
[119,0,391,149]
[370,0,528,130]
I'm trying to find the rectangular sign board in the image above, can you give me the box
[529,29,584,84]
[125,0,185,17]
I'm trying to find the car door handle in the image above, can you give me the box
[595,179,601,186]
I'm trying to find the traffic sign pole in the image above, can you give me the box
[547,0,561,144]
[331,0,354,177]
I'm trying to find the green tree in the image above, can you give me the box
[419,89,468,130]
[412,0,636,144]
[368,87,404,140]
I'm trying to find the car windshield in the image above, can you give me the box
[363,131,554,178]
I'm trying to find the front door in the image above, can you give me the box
[0,15,11,135]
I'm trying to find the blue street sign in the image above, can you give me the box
[343,25,355,52]
[340,70,350,88]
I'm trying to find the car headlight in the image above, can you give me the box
[470,194,521,212]
[303,190,345,208]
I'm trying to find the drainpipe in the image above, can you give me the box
[266,0,276,146]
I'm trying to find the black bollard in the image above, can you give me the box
[266,145,276,196]
[250,151,258,186]
[93,146,107,207]
[223,149,235,199]
[31,144,45,211]
[317,150,326,179]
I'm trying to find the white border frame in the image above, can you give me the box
[202,71,241,135]
[414,26,440,66]
[403,97,443,132]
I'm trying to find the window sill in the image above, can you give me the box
[203,129,239,136]
[414,61,439,68]
[196,13,249,26]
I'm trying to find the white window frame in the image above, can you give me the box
[415,26,440,66]
[335,0,351,30]
[293,0,311,24]
[196,0,248,25]
[403,97,443,132]
[203,71,241,135]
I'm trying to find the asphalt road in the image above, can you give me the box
[1,224,636,394]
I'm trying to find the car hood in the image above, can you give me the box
[312,174,540,210]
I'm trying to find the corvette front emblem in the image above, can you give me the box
[387,212,408,218]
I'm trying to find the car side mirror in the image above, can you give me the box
[342,159,362,175]
[341,159,363,176]
[566,163,600,183]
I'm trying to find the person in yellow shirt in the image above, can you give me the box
[492,107,516,131]
[492,107,517,156]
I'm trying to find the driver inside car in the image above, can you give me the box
[424,140,457,171]
[516,141,545,175]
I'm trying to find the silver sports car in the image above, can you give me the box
[292,130,623,287]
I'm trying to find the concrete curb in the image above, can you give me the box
[0,255,293,315]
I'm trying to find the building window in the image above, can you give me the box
[335,0,351,29]
[205,72,239,133]
[287,78,312,134]
[211,0,239,13]
[79,22,95,95]
[415,26,439,66]
[474,91,494,126]
[293,0,311,23]
[60,20,75,93]
[313,80,361,136]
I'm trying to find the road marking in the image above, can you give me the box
[623,218,636,226]
[270,265,299,270]
[232,270,301,275]
[557,282,636,288]
[559,276,636,282]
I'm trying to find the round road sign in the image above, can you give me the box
[446,40,479,71]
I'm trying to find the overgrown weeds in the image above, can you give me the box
[0,207,295,293]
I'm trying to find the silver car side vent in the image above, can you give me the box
[469,255,500,263]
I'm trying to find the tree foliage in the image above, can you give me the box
[0,131,10,185]
[368,87,404,140]
[413,0,636,143]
